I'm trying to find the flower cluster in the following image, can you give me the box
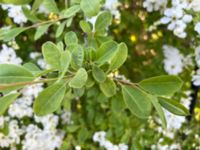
[93,131,128,150]
[1,4,29,24]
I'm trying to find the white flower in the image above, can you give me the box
[0,44,22,65]
[75,145,81,150]
[22,124,64,150]
[164,109,185,130]
[21,83,43,98]
[143,0,167,12]
[195,46,200,66]
[103,0,121,19]
[93,131,106,143]
[1,4,29,24]
[118,143,129,150]
[8,96,33,119]
[195,22,200,35]
[34,114,59,130]
[191,0,200,12]
[163,45,184,75]
[192,68,200,86]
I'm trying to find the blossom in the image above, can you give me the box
[143,0,167,12]
[163,45,184,75]
[103,0,121,19]
[1,4,29,24]
[93,131,129,150]
[0,44,22,65]
[191,0,200,12]
[195,22,200,35]
[192,68,200,86]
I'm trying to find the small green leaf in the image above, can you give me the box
[23,63,42,76]
[80,0,100,17]
[95,40,118,66]
[122,85,152,119]
[79,20,92,33]
[92,65,106,83]
[69,68,88,88]
[22,6,40,22]
[150,96,166,128]
[99,78,116,97]
[43,0,59,13]
[95,11,112,31]
[68,44,84,69]
[109,42,128,71]
[159,97,189,116]
[0,93,20,115]
[56,21,66,38]
[42,41,61,69]
[0,0,32,5]
[0,27,27,42]
[64,31,78,46]
[0,64,34,84]
[34,24,51,40]
[59,50,71,79]
[33,82,66,116]
[61,5,80,18]
[139,75,183,96]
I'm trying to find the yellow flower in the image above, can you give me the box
[194,107,200,121]
[129,34,137,43]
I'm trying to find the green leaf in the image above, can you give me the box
[139,75,183,96]
[69,68,88,88]
[61,5,80,18]
[80,0,100,17]
[42,41,61,69]
[34,24,51,40]
[0,0,32,5]
[92,65,106,83]
[95,40,118,66]
[22,6,40,22]
[95,11,112,31]
[33,82,66,116]
[32,0,44,11]
[99,78,116,97]
[79,20,92,33]
[0,93,20,115]
[109,42,128,71]
[159,97,189,116]
[43,0,59,13]
[0,64,34,84]
[59,50,72,79]
[56,21,66,38]
[122,85,152,119]
[0,27,27,42]
[150,96,166,128]
[64,31,78,45]
[23,63,42,76]
[68,44,84,69]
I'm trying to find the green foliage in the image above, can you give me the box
[99,78,116,97]
[69,68,88,88]
[122,85,152,119]
[0,93,20,115]
[95,11,112,31]
[150,96,167,128]
[0,0,32,5]
[92,65,106,83]
[0,0,189,141]
[80,0,100,17]
[0,64,34,84]
[34,24,51,40]
[33,82,66,115]
[0,27,27,42]
[139,75,183,96]
[42,41,61,69]
[159,97,189,116]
